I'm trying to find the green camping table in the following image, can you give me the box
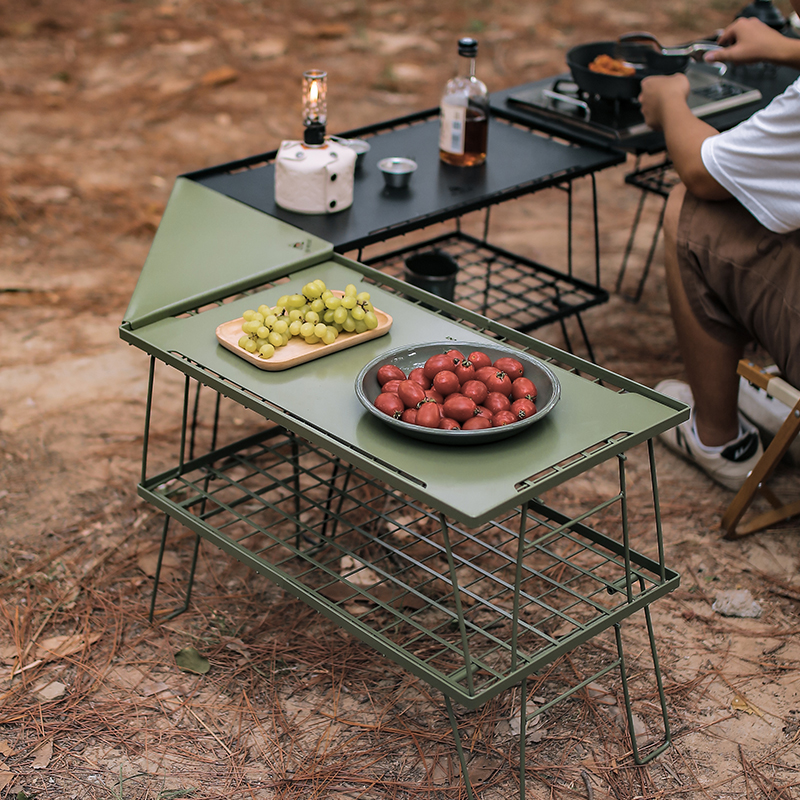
[120,178,684,798]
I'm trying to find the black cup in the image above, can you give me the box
[403,250,459,302]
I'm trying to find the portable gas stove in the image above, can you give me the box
[506,62,762,145]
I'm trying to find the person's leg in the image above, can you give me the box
[662,184,742,446]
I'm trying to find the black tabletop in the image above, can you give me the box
[186,109,624,252]
[491,63,799,155]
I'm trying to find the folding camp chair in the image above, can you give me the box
[721,360,800,539]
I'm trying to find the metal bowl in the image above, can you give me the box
[355,341,561,445]
[378,157,418,189]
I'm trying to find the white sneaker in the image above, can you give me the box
[655,379,763,492]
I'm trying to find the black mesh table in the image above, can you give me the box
[186,108,625,357]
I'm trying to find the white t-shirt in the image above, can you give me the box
[701,76,800,234]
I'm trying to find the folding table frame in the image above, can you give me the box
[120,179,686,797]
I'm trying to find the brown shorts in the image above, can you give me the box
[677,191,800,388]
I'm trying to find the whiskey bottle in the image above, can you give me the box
[439,37,489,167]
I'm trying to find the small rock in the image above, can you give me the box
[712,588,762,618]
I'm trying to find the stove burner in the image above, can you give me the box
[507,63,762,143]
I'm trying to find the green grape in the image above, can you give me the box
[303,282,322,299]
[268,330,283,347]
[321,326,338,344]
[288,309,303,322]
[342,316,356,332]
[341,295,357,310]
[257,304,271,316]
[256,325,270,339]
[345,283,357,296]
[333,306,348,325]
[362,301,374,312]
[263,314,277,328]
[364,311,378,330]
[258,343,275,359]
[351,305,365,321]
[242,320,260,334]
[300,321,315,338]
[242,309,257,322]
[289,319,303,336]
[304,310,320,325]
[276,295,290,308]
[273,319,288,334]
[281,332,291,346]
[253,311,265,323]
[353,319,367,334]
[287,294,306,309]
[313,279,327,293]
[323,309,335,323]
[333,322,344,332]
[255,337,269,349]
[313,322,327,338]
[304,334,320,344]
[238,335,253,349]
[356,291,371,304]
[324,294,341,310]
[242,338,258,353]
[310,298,325,314]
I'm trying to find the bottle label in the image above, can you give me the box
[439,104,466,155]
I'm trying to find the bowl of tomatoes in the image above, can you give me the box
[355,341,561,444]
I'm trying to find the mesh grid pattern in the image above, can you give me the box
[150,427,676,705]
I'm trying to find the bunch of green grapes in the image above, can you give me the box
[237,303,291,360]
[238,279,378,359]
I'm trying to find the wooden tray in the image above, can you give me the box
[216,300,393,371]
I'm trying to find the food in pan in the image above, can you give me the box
[588,54,636,77]
[370,348,540,432]
[238,279,378,359]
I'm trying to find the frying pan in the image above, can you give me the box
[566,36,721,100]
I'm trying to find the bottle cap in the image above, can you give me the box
[458,37,478,57]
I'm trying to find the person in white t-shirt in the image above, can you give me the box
[637,10,800,491]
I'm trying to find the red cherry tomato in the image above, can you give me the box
[474,365,498,385]
[400,408,417,424]
[492,410,518,427]
[439,418,461,430]
[463,416,492,430]
[443,393,477,423]
[511,376,538,402]
[484,370,512,396]
[374,392,404,418]
[444,349,465,364]
[461,379,488,405]
[433,370,461,396]
[416,402,442,428]
[398,379,426,409]
[468,351,492,370]
[424,388,443,405]
[454,360,476,384]
[423,353,457,380]
[474,405,493,419]
[377,364,406,386]
[484,392,512,414]
[381,379,402,395]
[408,367,431,389]
[510,398,537,419]
[493,357,524,380]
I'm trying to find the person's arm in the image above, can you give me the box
[638,73,731,200]
[704,16,800,69]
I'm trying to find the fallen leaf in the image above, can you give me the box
[0,742,15,757]
[33,632,102,662]
[35,681,66,702]
[201,66,238,87]
[732,695,764,716]
[31,740,52,769]
[0,761,11,792]
[175,646,210,675]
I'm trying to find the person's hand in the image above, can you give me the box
[638,73,690,131]
[704,16,788,65]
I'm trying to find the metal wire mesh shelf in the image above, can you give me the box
[365,231,608,338]
[143,425,678,709]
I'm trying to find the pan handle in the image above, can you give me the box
[543,89,591,120]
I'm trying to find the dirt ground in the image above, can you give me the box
[2,0,800,798]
